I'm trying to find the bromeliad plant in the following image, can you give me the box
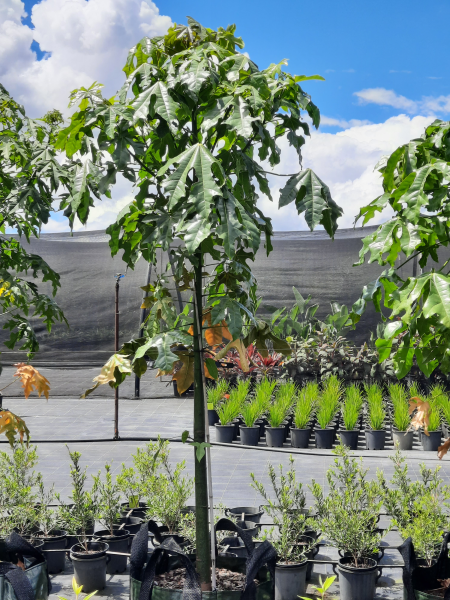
[58,17,341,587]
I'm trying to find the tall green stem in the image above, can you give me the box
[193,251,211,589]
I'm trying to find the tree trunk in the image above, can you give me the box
[193,251,211,590]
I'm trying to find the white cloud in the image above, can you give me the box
[259,114,434,231]
[354,88,418,113]
[0,0,172,117]
[355,87,450,116]
[321,116,373,129]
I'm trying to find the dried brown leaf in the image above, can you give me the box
[13,363,51,400]
[438,439,450,460]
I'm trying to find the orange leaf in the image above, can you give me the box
[172,354,194,395]
[13,363,51,400]
[438,439,450,460]
[408,397,431,435]
[0,410,30,447]
[188,308,232,345]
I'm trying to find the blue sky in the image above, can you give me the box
[21,0,450,128]
[2,0,447,230]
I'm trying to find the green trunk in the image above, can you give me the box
[193,252,211,589]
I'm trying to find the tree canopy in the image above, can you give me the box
[352,119,450,378]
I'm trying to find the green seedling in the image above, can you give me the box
[299,575,336,599]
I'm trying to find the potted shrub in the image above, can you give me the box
[389,383,413,450]
[291,382,318,448]
[215,394,241,443]
[266,401,287,447]
[315,376,342,449]
[57,449,98,550]
[262,511,309,600]
[239,401,261,446]
[206,378,229,426]
[339,385,363,450]
[92,463,129,574]
[34,481,68,574]
[399,493,446,569]
[146,453,194,537]
[365,384,386,450]
[312,446,384,600]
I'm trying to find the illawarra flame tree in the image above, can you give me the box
[57,18,341,588]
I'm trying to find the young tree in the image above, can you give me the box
[56,18,341,587]
[351,119,450,379]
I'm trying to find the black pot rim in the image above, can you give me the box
[228,506,263,516]
[275,557,308,568]
[365,429,386,433]
[338,556,378,572]
[94,528,130,540]
[215,423,235,428]
[35,529,67,540]
[239,425,259,429]
[290,426,311,431]
[266,426,285,430]
[120,501,147,509]
[70,541,109,558]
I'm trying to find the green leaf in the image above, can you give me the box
[181,430,190,443]
[205,357,218,379]
[422,273,450,328]
[225,96,258,137]
[216,193,244,257]
[158,143,223,210]
[279,169,341,235]
[131,81,179,131]
[190,441,211,461]
[183,216,211,252]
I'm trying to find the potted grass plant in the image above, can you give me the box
[240,400,261,446]
[365,384,387,450]
[389,383,413,450]
[315,376,342,449]
[253,378,277,434]
[339,385,363,450]
[435,385,450,438]
[92,464,130,575]
[215,393,241,443]
[291,382,318,448]
[206,378,229,426]
[421,398,442,451]
[266,401,287,447]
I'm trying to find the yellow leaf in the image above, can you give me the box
[173,354,195,395]
[0,410,30,447]
[214,339,249,372]
[13,363,51,400]
[92,354,132,385]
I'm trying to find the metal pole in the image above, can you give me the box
[114,274,123,440]
[135,263,153,398]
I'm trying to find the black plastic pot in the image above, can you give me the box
[392,429,414,450]
[120,501,148,520]
[422,431,442,451]
[215,424,235,443]
[232,419,240,440]
[266,427,286,447]
[94,528,129,574]
[117,516,143,536]
[255,419,266,437]
[335,557,381,600]
[208,409,219,426]
[339,429,360,450]
[236,520,260,538]
[239,425,260,446]
[314,428,334,449]
[226,506,264,523]
[365,429,386,450]
[298,535,318,581]
[290,427,310,448]
[70,541,109,593]
[275,558,308,600]
[35,529,67,574]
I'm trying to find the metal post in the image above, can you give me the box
[135,263,152,399]
[114,274,124,440]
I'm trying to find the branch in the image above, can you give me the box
[128,149,157,177]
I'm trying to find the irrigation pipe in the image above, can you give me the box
[0,434,444,461]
